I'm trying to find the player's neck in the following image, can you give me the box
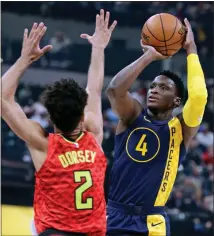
[54,123,83,140]
[147,108,173,121]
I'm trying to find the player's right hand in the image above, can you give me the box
[141,40,170,61]
[80,9,117,49]
[21,22,52,64]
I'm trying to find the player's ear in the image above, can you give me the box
[174,97,181,107]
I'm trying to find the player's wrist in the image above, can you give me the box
[186,43,197,56]
[18,56,32,67]
[92,44,106,51]
[91,46,105,58]
[92,45,105,50]
[143,52,156,63]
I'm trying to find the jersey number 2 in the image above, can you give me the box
[74,170,93,210]
[135,134,148,156]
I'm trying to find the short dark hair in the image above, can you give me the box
[42,79,88,133]
[159,70,185,102]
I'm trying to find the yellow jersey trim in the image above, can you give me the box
[154,117,183,206]
[126,127,160,163]
[144,116,151,123]
[59,132,85,144]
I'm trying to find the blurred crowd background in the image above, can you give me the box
[1,2,214,236]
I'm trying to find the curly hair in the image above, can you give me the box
[159,70,186,102]
[42,79,88,133]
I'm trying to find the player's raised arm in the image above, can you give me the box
[106,41,169,126]
[1,22,52,150]
[81,9,117,145]
[179,18,208,148]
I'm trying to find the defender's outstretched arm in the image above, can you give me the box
[82,9,117,145]
[1,22,52,150]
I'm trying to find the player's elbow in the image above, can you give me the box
[189,88,208,105]
[1,90,15,104]
[106,83,123,98]
[1,99,11,118]
[2,91,9,101]
[86,84,102,95]
[106,85,116,98]
[1,97,9,110]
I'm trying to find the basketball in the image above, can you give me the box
[141,13,186,56]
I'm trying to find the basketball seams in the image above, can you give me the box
[153,36,185,47]
[159,14,168,55]
[146,23,166,42]
[166,17,178,41]
[143,13,185,56]
[145,17,181,44]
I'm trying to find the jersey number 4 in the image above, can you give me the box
[74,170,93,210]
[135,134,148,156]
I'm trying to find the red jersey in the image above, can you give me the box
[34,131,107,236]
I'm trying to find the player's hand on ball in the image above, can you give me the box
[140,40,169,61]
[80,9,117,49]
[21,22,52,64]
[183,18,197,54]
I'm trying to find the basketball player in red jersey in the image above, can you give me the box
[1,9,117,236]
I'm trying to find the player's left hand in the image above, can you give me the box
[80,9,117,49]
[183,18,197,54]
[21,22,52,64]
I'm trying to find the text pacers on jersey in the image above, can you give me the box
[58,150,96,168]
[161,127,176,192]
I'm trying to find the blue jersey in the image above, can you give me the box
[109,109,186,207]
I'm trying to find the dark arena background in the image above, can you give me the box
[1,2,214,236]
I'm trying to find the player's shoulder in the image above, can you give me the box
[115,108,145,135]
[31,120,49,137]
[84,131,104,152]
[27,120,49,151]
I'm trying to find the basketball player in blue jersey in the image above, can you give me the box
[106,18,208,236]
